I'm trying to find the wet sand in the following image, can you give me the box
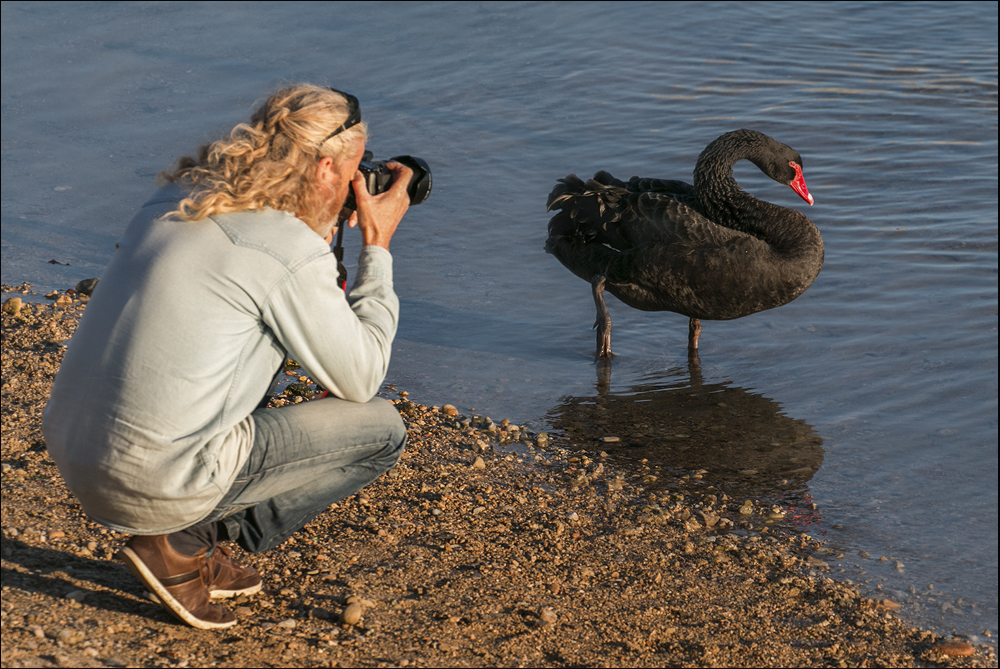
[2,289,995,668]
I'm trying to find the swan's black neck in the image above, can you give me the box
[693,129,817,256]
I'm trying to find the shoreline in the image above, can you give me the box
[1,291,995,667]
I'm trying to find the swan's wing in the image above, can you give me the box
[591,189,741,255]
[547,173,729,252]
[626,176,700,210]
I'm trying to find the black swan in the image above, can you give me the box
[545,128,823,358]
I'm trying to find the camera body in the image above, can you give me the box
[344,152,431,211]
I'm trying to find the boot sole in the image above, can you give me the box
[118,547,237,630]
[211,581,263,599]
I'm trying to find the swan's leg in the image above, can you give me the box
[591,274,613,358]
[688,317,702,353]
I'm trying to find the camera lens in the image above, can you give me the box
[389,155,432,205]
[343,155,431,211]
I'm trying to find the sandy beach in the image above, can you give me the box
[1,287,995,668]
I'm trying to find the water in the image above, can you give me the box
[3,1,996,640]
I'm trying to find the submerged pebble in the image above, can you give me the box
[931,640,974,657]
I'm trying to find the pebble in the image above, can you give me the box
[806,556,829,569]
[65,590,88,603]
[601,436,620,443]
[472,457,486,470]
[75,278,100,296]
[58,628,85,645]
[442,404,458,416]
[538,607,558,625]
[536,433,549,448]
[2,297,23,315]
[341,602,364,625]
[932,640,974,657]
[277,618,297,629]
[698,511,720,528]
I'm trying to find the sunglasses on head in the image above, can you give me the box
[317,88,361,150]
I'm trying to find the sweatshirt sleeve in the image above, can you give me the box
[261,245,398,403]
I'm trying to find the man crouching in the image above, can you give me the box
[43,84,412,629]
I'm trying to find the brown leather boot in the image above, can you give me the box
[117,535,237,629]
[206,544,262,599]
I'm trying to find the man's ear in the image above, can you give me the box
[315,156,339,188]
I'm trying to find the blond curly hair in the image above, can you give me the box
[161,84,367,229]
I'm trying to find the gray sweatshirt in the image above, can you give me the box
[42,184,398,534]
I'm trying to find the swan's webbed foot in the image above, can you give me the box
[591,274,613,358]
[688,317,702,355]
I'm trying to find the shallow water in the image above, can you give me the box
[2,1,996,639]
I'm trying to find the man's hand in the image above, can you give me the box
[348,162,412,251]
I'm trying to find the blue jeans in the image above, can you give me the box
[200,396,406,553]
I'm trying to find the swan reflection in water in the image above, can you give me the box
[545,358,825,529]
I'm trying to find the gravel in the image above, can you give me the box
[1,287,996,668]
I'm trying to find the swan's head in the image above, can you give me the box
[697,129,815,206]
[757,136,814,206]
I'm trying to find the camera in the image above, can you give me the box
[343,152,432,211]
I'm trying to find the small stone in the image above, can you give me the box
[538,607,558,625]
[806,556,829,570]
[277,618,297,629]
[341,602,364,625]
[442,404,458,416]
[55,294,73,308]
[398,391,409,397]
[602,436,620,443]
[536,433,550,448]
[32,626,45,639]
[566,512,579,522]
[65,590,88,603]
[235,606,253,616]
[932,641,974,657]
[2,297,23,315]
[75,278,100,296]
[739,501,753,516]
[698,511,719,528]
[58,628,85,645]
[49,530,66,540]
[547,582,561,595]
[472,457,486,470]
[880,598,901,611]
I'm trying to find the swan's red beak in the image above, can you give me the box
[789,161,814,206]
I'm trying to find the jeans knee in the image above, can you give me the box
[386,409,407,463]
[371,398,407,467]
